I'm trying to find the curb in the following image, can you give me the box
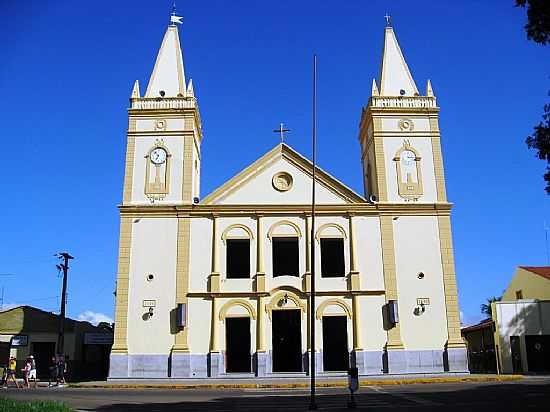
[68,375,522,390]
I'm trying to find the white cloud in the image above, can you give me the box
[78,310,113,325]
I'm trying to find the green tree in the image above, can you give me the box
[516,1,550,192]
[480,296,502,317]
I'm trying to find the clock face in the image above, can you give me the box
[150,147,167,165]
[401,150,416,166]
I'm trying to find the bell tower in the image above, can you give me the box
[359,24,446,204]
[122,21,202,206]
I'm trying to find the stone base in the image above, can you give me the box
[254,351,268,377]
[108,353,128,379]
[351,350,384,375]
[386,349,446,374]
[445,347,468,373]
[171,352,208,378]
[128,355,169,378]
[303,351,323,374]
[208,352,223,377]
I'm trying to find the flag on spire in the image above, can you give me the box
[170,1,183,25]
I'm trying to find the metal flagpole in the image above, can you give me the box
[309,54,318,411]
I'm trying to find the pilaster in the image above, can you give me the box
[172,216,191,353]
[437,215,466,349]
[379,215,404,350]
[112,217,132,353]
[255,214,265,292]
[209,214,220,292]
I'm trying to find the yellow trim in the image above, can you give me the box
[314,223,347,242]
[393,140,423,200]
[267,220,302,240]
[112,217,133,353]
[437,215,465,348]
[144,140,172,201]
[219,299,257,321]
[221,224,254,243]
[173,216,191,352]
[201,144,365,205]
[266,291,305,320]
[315,299,352,320]
[379,215,404,349]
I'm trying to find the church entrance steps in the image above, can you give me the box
[71,374,521,389]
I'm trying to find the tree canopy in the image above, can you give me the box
[516,1,550,192]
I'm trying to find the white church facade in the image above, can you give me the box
[109,17,468,379]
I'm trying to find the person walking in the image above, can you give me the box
[48,356,58,387]
[3,357,20,389]
[21,358,31,388]
[28,355,37,388]
[57,355,66,386]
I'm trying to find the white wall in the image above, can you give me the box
[494,300,550,373]
[127,217,177,354]
[393,216,448,349]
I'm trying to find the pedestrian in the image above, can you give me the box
[48,356,58,387]
[57,355,66,386]
[21,358,31,388]
[28,355,37,388]
[2,356,20,389]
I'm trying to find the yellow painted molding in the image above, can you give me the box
[267,220,302,240]
[315,223,347,242]
[111,217,133,352]
[173,216,191,351]
[315,298,352,320]
[221,223,254,243]
[219,299,257,321]
[266,290,305,320]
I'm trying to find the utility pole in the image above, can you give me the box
[0,274,16,310]
[55,252,74,355]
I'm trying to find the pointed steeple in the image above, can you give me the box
[145,25,186,98]
[131,80,140,98]
[379,25,419,96]
[371,79,379,96]
[426,79,434,97]
[186,79,194,97]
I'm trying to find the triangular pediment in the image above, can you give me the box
[202,144,365,205]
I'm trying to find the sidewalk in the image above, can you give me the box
[69,374,522,389]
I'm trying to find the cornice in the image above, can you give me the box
[118,202,453,217]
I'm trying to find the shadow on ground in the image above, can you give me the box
[86,381,550,411]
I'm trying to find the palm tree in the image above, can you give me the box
[480,296,501,318]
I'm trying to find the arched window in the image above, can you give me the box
[268,221,302,277]
[222,224,254,279]
[316,224,347,278]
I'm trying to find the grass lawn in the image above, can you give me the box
[0,397,73,412]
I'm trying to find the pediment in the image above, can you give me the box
[202,144,365,205]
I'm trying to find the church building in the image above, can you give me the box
[109,16,467,378]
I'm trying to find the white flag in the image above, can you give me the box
[171,15,183,24]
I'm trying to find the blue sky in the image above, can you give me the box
[0,0,549,326]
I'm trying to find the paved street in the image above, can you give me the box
[2,377,549,411]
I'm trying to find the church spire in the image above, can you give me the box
[378,23,419,97]
[145,17,186,98]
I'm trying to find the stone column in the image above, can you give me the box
[380,215,405,373]
[438,215,467,372]
[209,215,220,293]
[208,297,221,376]
[303,214,312,292]
[255,214,267,376]
[171,216,192,377]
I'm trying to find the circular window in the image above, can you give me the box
[272,172,293,192]
[146,273,154,282]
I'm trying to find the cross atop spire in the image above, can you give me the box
[273,123,290,143]
[384,13,391,27]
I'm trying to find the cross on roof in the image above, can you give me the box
[384,13,391,27]
[273,123,290,143]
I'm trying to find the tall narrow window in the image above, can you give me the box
[226,239,250,279]
[272,237,299,277]
[321,238,345,277]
